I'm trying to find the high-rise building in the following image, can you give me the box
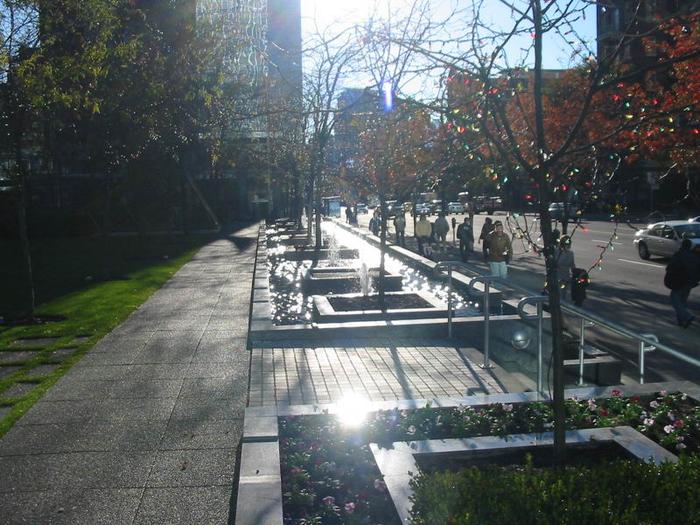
[597,0,700,65]
[596,1,700,212]
[196,0,303,216]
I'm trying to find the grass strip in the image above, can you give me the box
[0,242,205,437]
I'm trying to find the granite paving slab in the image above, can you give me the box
[1,381,39,400]
[147,448,237,487]
[48,347,78,360]
[134,486,232,525]
[0,350,40,364]
[0,365,21,379]
[10,337,60,348]
[24,363,61,378]
[160,419,243,450]
[3,488,142,525]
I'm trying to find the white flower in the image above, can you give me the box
[643,418,655,427]
[664,424,674,434]
[660,390,669,397]
[502,403,514,412]
[649,401,659,409]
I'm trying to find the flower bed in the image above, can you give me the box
[279,391,700,524]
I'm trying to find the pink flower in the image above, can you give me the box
[502,403,514,412]
[660,390,669,397]
[664,424,674,434]
[290,467,303,476]
[322,496,335,506]
[674,419,685,429]
[611,389,622,397]
[345,502,356,514]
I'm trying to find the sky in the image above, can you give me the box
[300,0,598,97]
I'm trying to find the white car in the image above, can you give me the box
[448,201,464,214]
[634,220,700,259]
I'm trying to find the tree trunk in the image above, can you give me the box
[314,190,322,250]
[378,196,387,303]
[532,0,565,464]
[16,174,36,316]
[306,180,313,241]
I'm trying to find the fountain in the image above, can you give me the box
[358,262,370,296]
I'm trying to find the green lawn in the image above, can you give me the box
[0,234,213,437]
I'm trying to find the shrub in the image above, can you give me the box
[409,455,700,525]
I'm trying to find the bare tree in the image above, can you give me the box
[379,0,700,463]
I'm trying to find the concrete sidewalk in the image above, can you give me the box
[0,224,259,524]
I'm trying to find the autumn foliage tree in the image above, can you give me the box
[344,100,435,295]
[619,13,700,208]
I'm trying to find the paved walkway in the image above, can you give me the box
[0,224,259,525]
[250,341,504,407]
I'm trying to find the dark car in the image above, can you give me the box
[548,202,582,221]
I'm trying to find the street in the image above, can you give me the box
[349,208,700,383]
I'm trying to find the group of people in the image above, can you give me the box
[344,206,359,226]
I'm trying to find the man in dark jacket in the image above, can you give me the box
[457,217,474,262]
[479,217,494,261]
[668,239,700,328]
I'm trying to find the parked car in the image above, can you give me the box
[355,203,368,215]
[472,195,502,214]
[548,202,582,221]
[413,203,431,216]
[430,199,445,214]
[448,201,464,214]
[384,200,403,217]
[690,216,700,223]
[634,220,700,259]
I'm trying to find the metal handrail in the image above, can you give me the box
[434,261,477,339]
[562,304,699,384]
[468,275,500,369]
[517,296,548,396]
[446,261,700,384]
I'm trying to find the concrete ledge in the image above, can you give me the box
[371,426,678,524]
[312,290,446,323]
[564,355,622,386]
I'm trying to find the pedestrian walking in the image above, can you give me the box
[369,209,380,236]
[555,235,575,299]
[451,217,457,245]
[415,214,432,257]
[393,213,406,246]
[433,212,450,251]
[457,217,474,262]
[479,217,494,261]
[485,220,512,279]
[345,206,352,223]
[665,239,700,328]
